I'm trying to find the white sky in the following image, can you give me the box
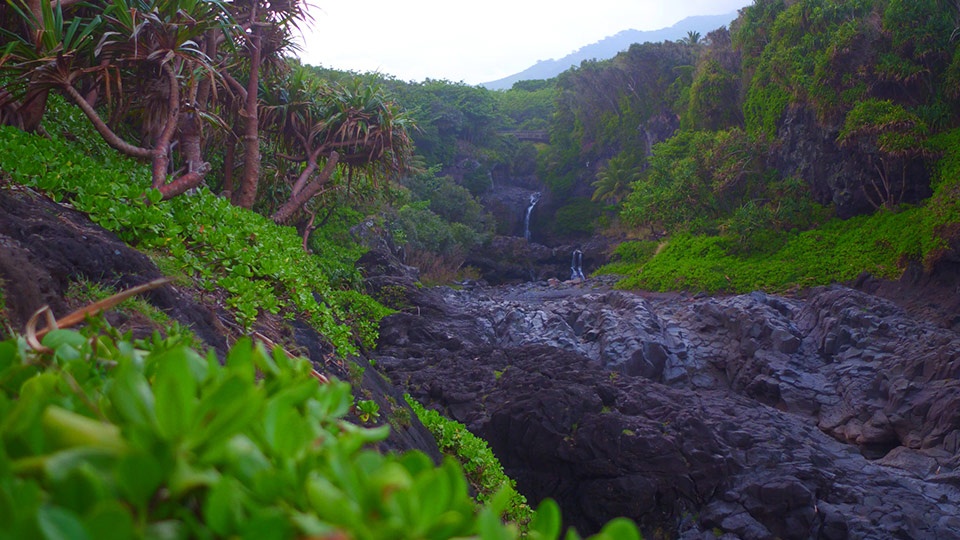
[297,1,754,85]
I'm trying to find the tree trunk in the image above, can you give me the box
[233,20,262,208]
[222,133,237,198]
[151,63,181,189]
[272,151,339,224]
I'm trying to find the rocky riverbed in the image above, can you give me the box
[373,274,960,539]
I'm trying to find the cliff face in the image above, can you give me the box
[772,105,932,218]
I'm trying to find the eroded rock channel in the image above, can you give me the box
[373,277,960,539]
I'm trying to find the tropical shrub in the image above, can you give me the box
[0,316,640,539]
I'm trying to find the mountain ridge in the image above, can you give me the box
[481,11,741,90]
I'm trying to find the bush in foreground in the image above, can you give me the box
[0,319,640,539]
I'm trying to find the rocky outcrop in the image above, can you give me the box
[375,280,960,538]
[772,105,931,218]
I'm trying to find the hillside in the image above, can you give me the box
[481,12,741,90]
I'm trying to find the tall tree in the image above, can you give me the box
[262,67,413,224]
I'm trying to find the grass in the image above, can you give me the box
[599,206,926,294]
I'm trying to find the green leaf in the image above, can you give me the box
[40,330,87,351]
[116,452,164,509]
[146,188,163,204]
[83,500,135,540]
[203,477,245,536]
[37,505,90,540]
[188,376,261,451]
[225,338,255,382]
[152,347,197,439]
[107,362,156,428]
[591,518,641,540]
[529,498,562,540]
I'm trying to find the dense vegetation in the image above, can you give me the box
[536,0,959,289]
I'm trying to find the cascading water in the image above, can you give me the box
[570,249,585,281]
[524,192,541,242]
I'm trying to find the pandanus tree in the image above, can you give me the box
[0,0,236,198]
[262,68,413,225]
[220,0,308,209]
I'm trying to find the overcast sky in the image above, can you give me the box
[297,0,754,85]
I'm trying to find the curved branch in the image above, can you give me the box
[61,84,152,159]
[272,151,339,224]
[159,162,211,199]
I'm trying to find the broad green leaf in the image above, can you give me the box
[188,376,261,451]
[116,452,164,509]
[40,406,126,453]
[152,347,197,439]
[225,338,255,382]
[41,330,88,351]
[106,362,156,428]
[477,507,513,540]
[237,510,290,540]
[84,500,135,540]
[37,505,90,540]
[529,498,562,540]
[168,456,219,497]
[592,517,641,540]
[146,188,163,204]
[203,477,244,536]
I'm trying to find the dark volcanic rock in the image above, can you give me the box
[375,280,960,539]
[772,105,931,218]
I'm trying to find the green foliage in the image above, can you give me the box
[682,58,742,131]
[608,208,923,293]
[405,396,533,527]
[553,198,603,237]
[838,99,927,155]
[595,241,660,277]
[355,399,381,423]
[592,153,641,204]
[621,129,766,235]
[0,96,387,354]
[0,317,613,539]
[919,128,960,268]
[497,84,557,131]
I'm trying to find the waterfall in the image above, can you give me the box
[570,249,585,281]
[524,192,541,242]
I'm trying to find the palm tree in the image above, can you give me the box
[681,30,702,46]
[592,153,640,204]
[220,0,309,209]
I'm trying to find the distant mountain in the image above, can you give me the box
[481,12,740,90]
